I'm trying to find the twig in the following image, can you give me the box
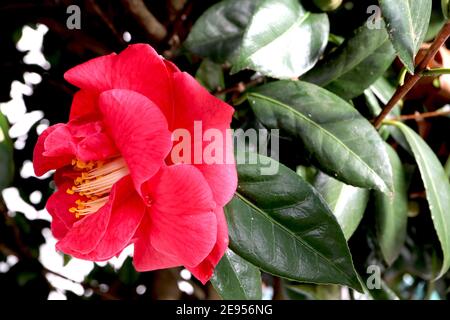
[88,1,125,45]
[214,77,265,96]
[374,21,450,128]
[167,0,188,22]
[122,0,167,42]
[162,0,193,59]
[393,110,450,121]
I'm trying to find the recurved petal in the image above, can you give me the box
[188,207,229,284]
[99,89,172,196]
[146,165,217,268]
[64,44,173,119]
[169,71,237,206]
[33,124,74,176]
[132,216,181,271]
[63,176,146,261]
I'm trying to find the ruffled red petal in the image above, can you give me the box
[146,165,217,268]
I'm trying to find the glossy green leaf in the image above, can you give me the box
[387,121,450,278]
[195,59,225,99]
[313,172,369,240]
[374,143,408,265]
[248,81,393,193]
[225,153,362,290]
[0,112,13,191]
[211,249,262,300]
[379,0,432,73]
[184,0,260,63]
[231,0,329,79]
[445,155,450,179]
[302,24,395,100]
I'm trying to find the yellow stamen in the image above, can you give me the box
[67,157,129,218]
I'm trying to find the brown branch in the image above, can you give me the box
[393,110,450,121]
[374,21,450,128]
[167,0,188,22]
[88,1,125,45]
[38,17,110,55]
[122,0,167,42]
[162,0,193,59]
[214,76,266,96]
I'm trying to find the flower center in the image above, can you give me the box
[66,157,129,218]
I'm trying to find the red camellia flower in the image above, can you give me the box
[33,44,237,283]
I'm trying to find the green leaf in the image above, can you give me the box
[195,59,225,99]
[374,143,408,265]
[225,153,362,290]
[118,257,140,285]
[231,0,329,79]
[248,81,393,193]
[63,254,72,267]
[184,0,260,63]
[302,24,395,100]
[313,172,369,240]
[387,121,450,278]
[379,0,432,73]
[211,249,262,300]
[0,112,13,191]
[445,155,450,179]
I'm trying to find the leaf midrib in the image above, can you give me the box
[248,92,387,191]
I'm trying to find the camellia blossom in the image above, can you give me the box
[33,44,237,283]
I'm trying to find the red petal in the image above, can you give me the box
[132,216,181,271]
[188,207,229,284]
[146,165,217,268]
[64,44,173,119]
[169,71,237,206]
[194,146,237,206]
[163,59,181,74]
[56,205,110,255]
[69,90,100,121]
[64,53,116,92]
[51,216,69,240]
[33,124,74,176]
[46,176,80,239]
[66,176,146,261]
[99,89,172,195]
[33,119,118,176]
